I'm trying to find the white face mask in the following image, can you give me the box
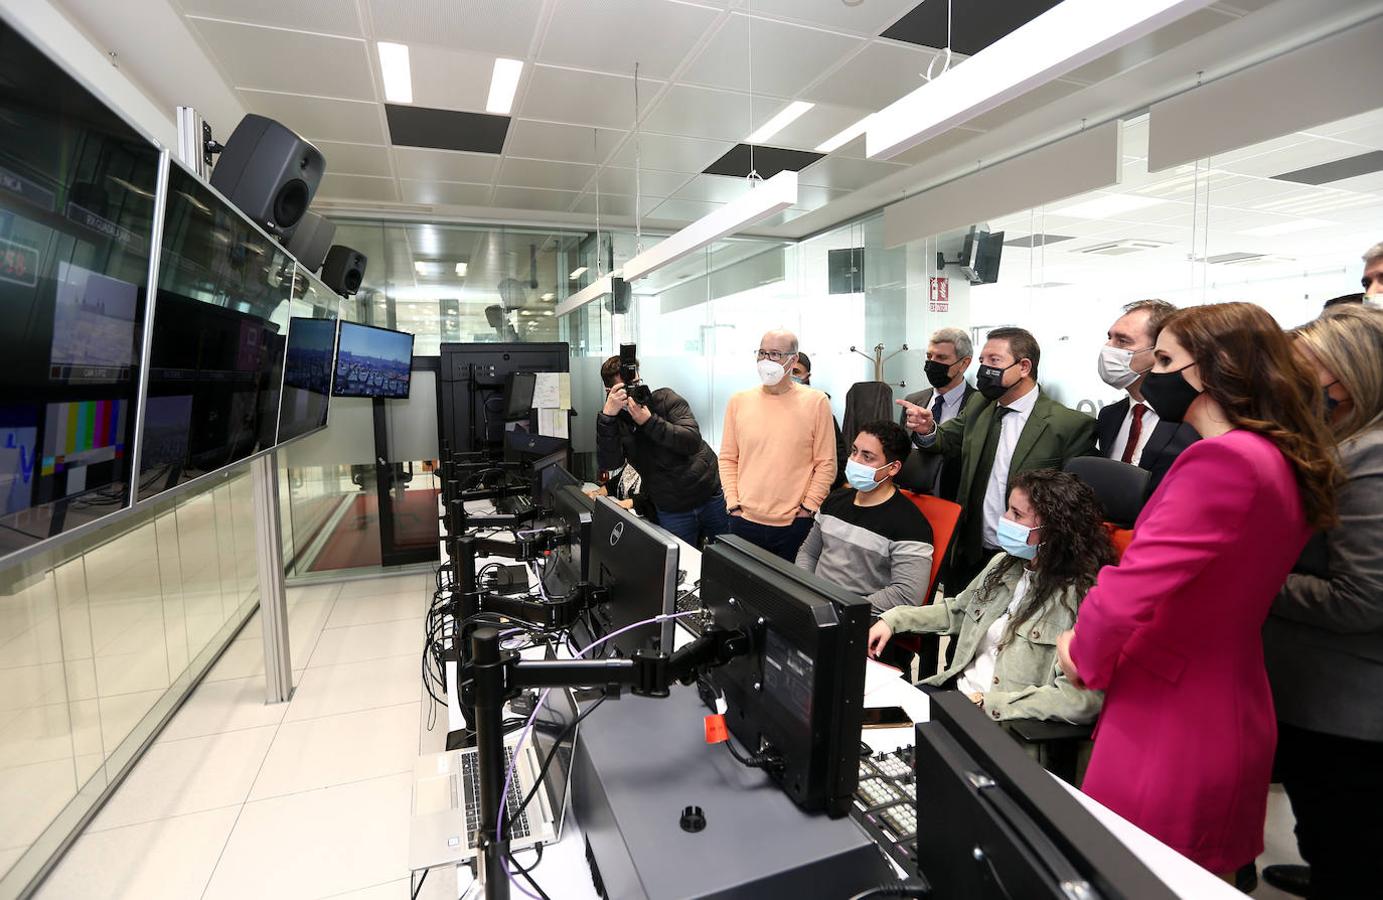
[1365,296,1383,311]
[757,358,787,386]
[1097,344,1150,391]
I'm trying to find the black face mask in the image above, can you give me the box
[924,359,954,390]
[975,361,1020,401]
[1141,365,1201,423]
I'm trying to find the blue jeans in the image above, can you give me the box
[727,514,814,562]
[655,490,731,549]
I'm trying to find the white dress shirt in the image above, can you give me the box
[934,382,968,424]
[958,569,1033,696]
[979,386,1039,549]
[1108,395,1160,466]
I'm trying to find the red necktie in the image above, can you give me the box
[1121,403,1146,464]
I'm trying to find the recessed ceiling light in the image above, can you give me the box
[815,115,872,154]
[1049,193,1165,219]
[487,58,524,115]
[569,266,588,280]
[540,292,555,301]
[747,101,815,145]
[377,42,413,104]
[542,310,553,316]
[455,262,468,276]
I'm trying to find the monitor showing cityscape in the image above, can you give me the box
[332,322,413,399]
[278,317,337,442]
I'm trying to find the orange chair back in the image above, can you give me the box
[899,490,962,603]
[1104,522,1135,562]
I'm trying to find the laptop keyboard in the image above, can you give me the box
[675,586,707,636]
[458,747,532,848]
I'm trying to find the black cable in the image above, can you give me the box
[846,881,930,900]
[507,842,543,876]
[503,692,609,833]
[507,848,551,900]
[410,868,428,900]
[723,737,784,772]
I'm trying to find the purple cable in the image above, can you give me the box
[494,609,699,848]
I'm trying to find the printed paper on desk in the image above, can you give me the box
[537,408,569,438]
[864,657,904,696]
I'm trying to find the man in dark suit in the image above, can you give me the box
[898,327,1096,593]
[897,327,975,502]
[1095,299,1198,495]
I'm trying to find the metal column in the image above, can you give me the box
[250,452,293,703]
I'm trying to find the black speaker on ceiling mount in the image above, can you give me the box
[321,245,367,297]
[286,211,336,273]
[210,114,325,234]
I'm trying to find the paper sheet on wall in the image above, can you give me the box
[537,408,569,438]
[533,372,571,409]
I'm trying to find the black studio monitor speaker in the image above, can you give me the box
[286,211,336,273]
[210,114,325,234]
[604,277,631,314]
[321,245,367,296]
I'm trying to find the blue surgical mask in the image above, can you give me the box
[845,457,890,492]
[997,516,1040,560]
[790,375,807,385]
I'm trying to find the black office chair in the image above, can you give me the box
[893,447,942,496]
[1062,456,1150,529]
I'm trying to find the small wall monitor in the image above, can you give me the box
[332,322,413,399]
[278,316,337,442]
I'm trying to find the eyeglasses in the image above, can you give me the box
[755,349,794,362]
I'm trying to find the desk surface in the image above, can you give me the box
[437,497,1239,899]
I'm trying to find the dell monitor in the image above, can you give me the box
[584,495,678,656]
[332,322,413,399]
[915,690,1178,899]
[541,484,593,598]
[537,461,579,510]
[700,534,872,818]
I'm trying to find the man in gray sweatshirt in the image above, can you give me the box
[796,420,934,673]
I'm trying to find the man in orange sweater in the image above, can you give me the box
[719,329,838,560]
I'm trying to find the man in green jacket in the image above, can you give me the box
[898,327,1095,592]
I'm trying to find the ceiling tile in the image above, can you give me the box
[796,155,904,190]
[368,0,544,57]
[239,89,387,144]
[746,0,919,36]
[406,44,502,112]
[188,18,375,100]
[316,173,399,202]
[702,145,825,179]
[882,0,1060,56]
[504,121,627,164]
[645,198,724,223]
[539,0,719,80]
[569,193,665,218]
[492,186,581,212]
[642,84,784,144]
[1273,150,1383,186]
[520,66,650,130]
[314,141,393,177]
[587,167,692,197]
[178,0,364,35]
[497,158,596,192]
[400,180,493,206]
[606,132,734,173]
[768,103,872,153]
[680,14,865,98]
[672,174,765,204]
[392,147,500,183]
[385,105,509,153]
[800,40,938,110]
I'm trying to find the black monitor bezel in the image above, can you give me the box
[585,494,677,656]
[331,320,414,400]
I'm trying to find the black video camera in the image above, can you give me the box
[619,343,652,405]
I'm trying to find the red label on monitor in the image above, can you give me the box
[704,714,728,744]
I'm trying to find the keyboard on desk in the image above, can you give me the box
[674,586,708,636]
[458,746,531,848]
[851,746,918,873]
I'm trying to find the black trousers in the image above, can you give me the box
[1276,721,1383,899]
[727,515,814,562]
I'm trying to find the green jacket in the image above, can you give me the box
[880,554,1102,725]
[918,387,1097,568]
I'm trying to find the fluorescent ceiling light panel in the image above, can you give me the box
[1050,193,1165,219]
[815,115,872,154]
[413,261,428,274]
[568,266,588,280]
[1239,218,1334,237]
[455,262,468,276]
[866,0,1216,160]
[747,101,815,144]
[487,58,524,115]
[377,42,413,104]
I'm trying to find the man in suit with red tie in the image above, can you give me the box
[1095,300,1198,494]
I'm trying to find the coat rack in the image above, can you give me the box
[850,343,909,385]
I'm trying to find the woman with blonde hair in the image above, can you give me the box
[1261,304,1383,899]
[1055,301,1340,878]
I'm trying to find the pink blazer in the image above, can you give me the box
[1070,430,1310,873]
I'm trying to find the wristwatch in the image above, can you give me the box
[799,504,816,518]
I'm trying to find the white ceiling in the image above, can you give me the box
[151,0,1282,235]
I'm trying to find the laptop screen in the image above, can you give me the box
[530,677,581,839]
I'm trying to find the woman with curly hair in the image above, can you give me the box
[867,468,1113,725]
[1055,301,1341,879]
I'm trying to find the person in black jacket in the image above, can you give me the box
[596,355,728,548]
[1094,299,1198,495]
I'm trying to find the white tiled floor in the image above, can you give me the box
[33,568,1310,900]
[35,573,449,900]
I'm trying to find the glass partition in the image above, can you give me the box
[0,21,162,558]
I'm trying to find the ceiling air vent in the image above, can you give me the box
[1198,252,1295,266]
[1076,239,1168,256]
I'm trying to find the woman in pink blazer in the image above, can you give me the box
[1057,302,1340,877]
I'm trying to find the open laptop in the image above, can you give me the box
[409,684,581,870]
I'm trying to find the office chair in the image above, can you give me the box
[1062,456,1149,529]
[893,447,942,496]
[894,491,962,678]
